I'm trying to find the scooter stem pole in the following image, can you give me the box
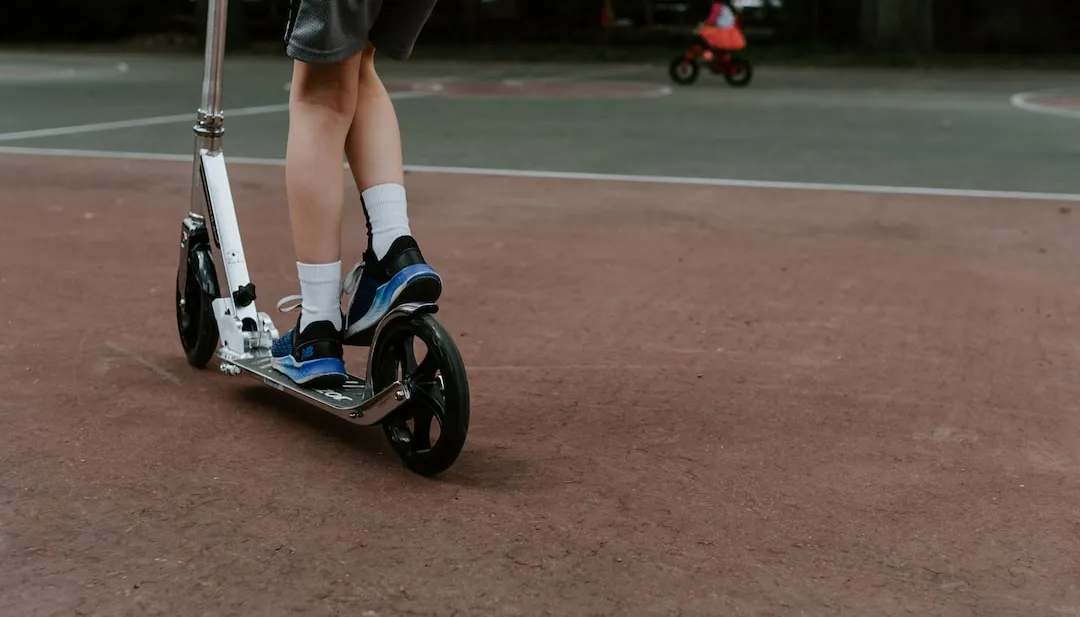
[200,0,229,119]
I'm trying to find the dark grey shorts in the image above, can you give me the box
[284,0,438,63]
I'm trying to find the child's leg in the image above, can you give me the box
[286,56,362,268]
[286,54,364,330]
[339,6,443,345]
[270,0,381,386]
[344,45,408,259]
[269,55,363,387]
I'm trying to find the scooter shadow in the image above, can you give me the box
[231,383,400,466]
[228,383,537,489]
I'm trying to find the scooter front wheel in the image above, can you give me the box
[371,312,470,477]
[176,225,221,368]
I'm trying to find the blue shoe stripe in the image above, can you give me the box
[271,355,347,385]
[270,326,347,385]
[347,265,440,336]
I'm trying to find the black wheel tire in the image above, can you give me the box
[669,57,700,85]
[176,246,220,368]
[723,57,753,87]
[372,312,470,477]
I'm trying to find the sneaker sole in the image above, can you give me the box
[271,355,348,389]
[344,270,442,346]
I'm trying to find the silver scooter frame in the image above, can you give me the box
[180,0,425,427]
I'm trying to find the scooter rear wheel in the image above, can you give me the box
[371,312,470,477]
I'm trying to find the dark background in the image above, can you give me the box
[0,0,1077,57]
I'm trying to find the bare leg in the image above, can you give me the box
[269,53,366,386]
[345,45,404,193]
[283,52,364,333]
[285,53,364,265]
[338,45,441,342]
[343,45,411,259]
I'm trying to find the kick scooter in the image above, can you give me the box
[174,0,469,477]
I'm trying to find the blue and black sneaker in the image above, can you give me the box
[342,235,442,347]
[270,315,348,388]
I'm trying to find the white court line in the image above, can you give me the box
[1,144,1077,202]
[495,64,670,99]
[521,64,655,84]
[285,66,517,91]
[0,91,433,143]
[0,104,286,142]
[1010,90,1080,120]
[0,62,129,84]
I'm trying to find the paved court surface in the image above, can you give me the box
[2,50,1080,192]
[2,50,1080,617]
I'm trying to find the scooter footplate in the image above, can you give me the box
[223,349,366,412]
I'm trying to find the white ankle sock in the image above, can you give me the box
[297,261,342,331]
[362,183,411,260]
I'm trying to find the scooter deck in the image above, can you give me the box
[218,348,412,427]
[223,349,367,412]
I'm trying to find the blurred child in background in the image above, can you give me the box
[696,0,746,51]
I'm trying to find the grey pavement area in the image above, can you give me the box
[2,50,1079,194]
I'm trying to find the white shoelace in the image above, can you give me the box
[341,261,366,297]
[275,295,303,314]
[274,260,368,315]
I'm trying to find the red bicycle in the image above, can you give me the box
[669,39,753,87]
